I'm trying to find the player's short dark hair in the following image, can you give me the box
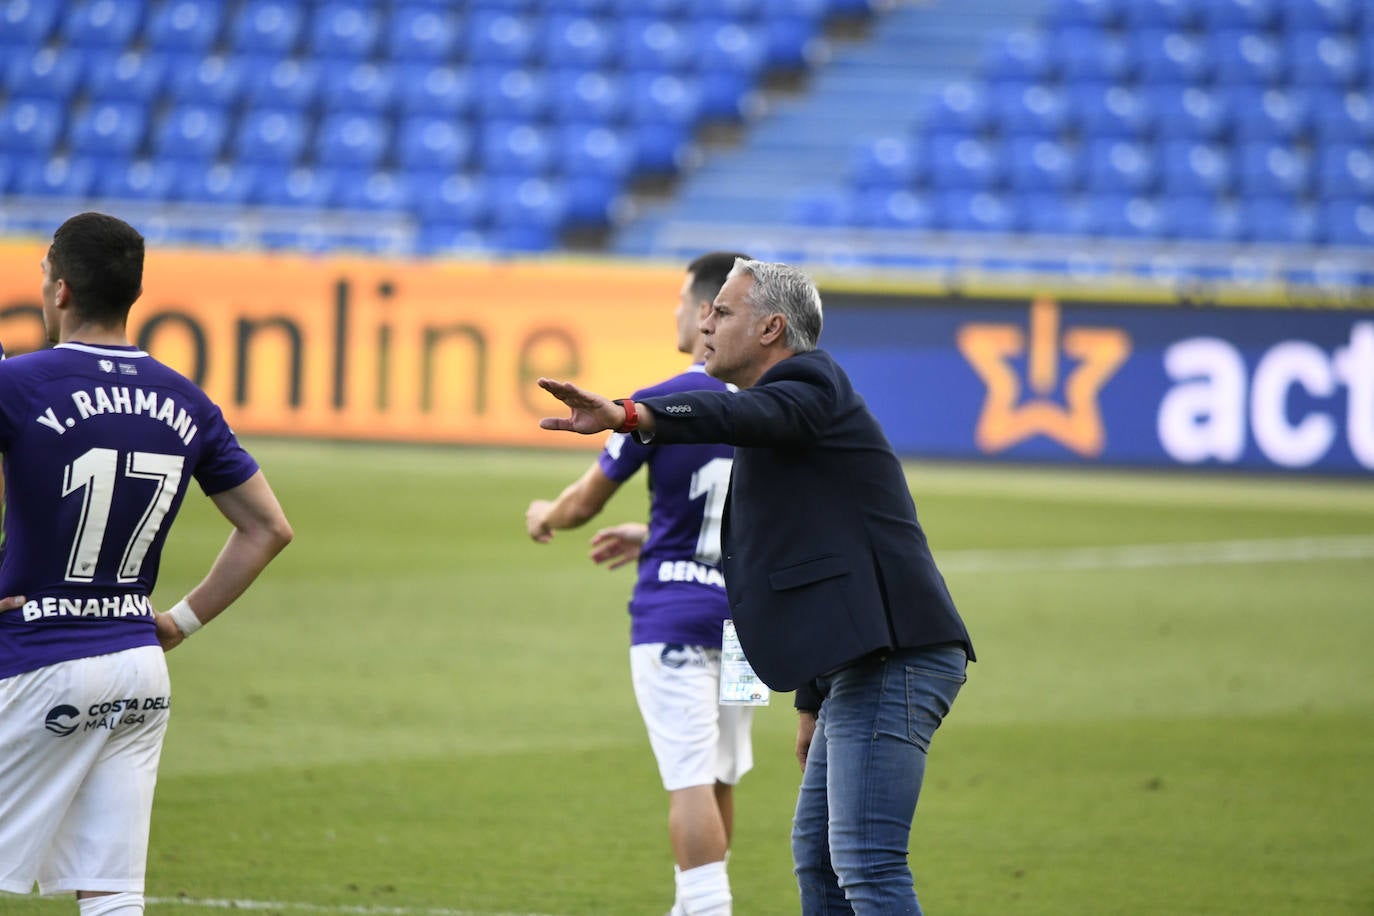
[686,251,752,304]
[48,212,145,324]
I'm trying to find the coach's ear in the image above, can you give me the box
[759,313,787,346]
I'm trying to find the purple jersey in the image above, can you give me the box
[0,343,259,679]
[599,365,734,648]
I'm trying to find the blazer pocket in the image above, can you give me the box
[768,554,850,591]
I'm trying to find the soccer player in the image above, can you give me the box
[0,212,293,916]
[525,251,752,916]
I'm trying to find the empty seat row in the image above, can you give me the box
[1052,0,1370,33]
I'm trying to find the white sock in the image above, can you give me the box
[676,860,731,916]
[668,864,687,916]
[78,892,144,916]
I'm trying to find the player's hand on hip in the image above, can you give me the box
[154,611,186,652]
[537,378,621,435]
[589,523,648,569]
[796,710,818,772]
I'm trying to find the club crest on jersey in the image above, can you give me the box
[98,359,115,373]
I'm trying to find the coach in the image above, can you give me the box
[538,257,974,915]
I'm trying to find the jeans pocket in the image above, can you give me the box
[904,664,966,752]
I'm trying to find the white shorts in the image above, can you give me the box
[630,643,755,792]
[0,645,171,896]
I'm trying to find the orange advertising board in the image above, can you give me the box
[0,244,686,448]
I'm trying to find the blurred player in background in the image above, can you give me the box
[0,212,293,915]
[525,251,751,916]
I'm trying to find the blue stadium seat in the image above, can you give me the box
[925,135,1001,190]
[787,187,855,228]
[62,0,143,48]
[695,21,767,75]
[1122,0,1201,31]
[854,189,932,229]
[320,60,398,114]
[1158,196,1242,242]
[848,135,922,190]
[309,2,383,59]
[1237,142,1312,197]
[480,121,555,174]
[489,176,569,230]
[332,170,414,212]
[1050,28,1132,84]
[544,14,617,68]
[147,0,223,52]
[631,121,689,174]
[1,0,61,48]
[1146,85,1229,141]
[97,158,178,201]
[623,18,694,72]
[1084,139,1158,194]
[1005,137,1081,192]
[415,173,491,226]
[0,155,12,194]
[467,11,538,64]
[165,54,248,106]
[388,5,462,60]
[558,123,634,178]
[1159,141,1233,195]
[316,113,390,169]
[1018,192,1094,236]
[550,70,627,123]
[699,0,765,17]
[254,165,337,208]
[699,71,754,121]
[474,66,551,121]
[923,82,991,136]
[69,101,148,157]
[614,0,691,15]
[4,48,83,100]
[396,64,475,117]
[1320,200,1374,245]
[983,31,1053,84]
[628,73,704,126]
[547,0,616,12]
[174,161,258,204]
[14,155,101,197]
[937,190,1016,233]
[154,104,231,160]
[85,50,168,103]
[1239,197,1318,243]
[0,98,64,153]
[1208,30,1284,86]
[1226,87,1311,142]
[1132,29,1210,85]
[1051,0,1126,29]
[1315,144,1374,199]
[243,57,322,110]
[397,116,474,171]
[761,11,822,70]
[1286,32,1362,89]
[989,82,1068,138]
[231,0,305,55]
[1086,194,1168,238]
[1199,0,1279,31]
[1071,83,1152,139]
[1285,0,1362,32]
[1310,91,1374,144]
[233,109,309,164]
[563,175,621,225]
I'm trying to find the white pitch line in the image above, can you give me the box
[147,897,567,916]
[937,534,1374,573]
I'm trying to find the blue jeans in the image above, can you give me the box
[792,644,967,915]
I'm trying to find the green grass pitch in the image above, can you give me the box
[6,440,1373,915]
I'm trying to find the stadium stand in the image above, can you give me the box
[0,0,1370,291]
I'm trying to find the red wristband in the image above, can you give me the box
[613,398,639,434]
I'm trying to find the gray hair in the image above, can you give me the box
[727,258,823,352]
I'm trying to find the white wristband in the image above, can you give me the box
[168,599,203,637]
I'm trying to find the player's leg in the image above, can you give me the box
[712,699,755,851]
[0,659,116,897]
[821,646,966,915]
[39,646,170,906]
[631,644,733,915]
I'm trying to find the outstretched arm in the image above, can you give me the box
[538,378,657,439]
[155,470,293,652]
[526,463,621,543]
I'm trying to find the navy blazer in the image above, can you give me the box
[636,349,974,698]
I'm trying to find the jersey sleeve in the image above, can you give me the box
[192,401,260,495]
